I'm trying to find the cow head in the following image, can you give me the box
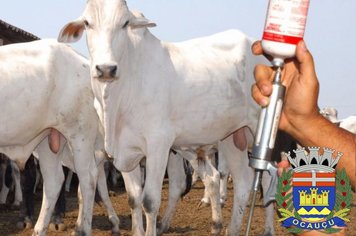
[320,107,338,123]
[58,0,156,81]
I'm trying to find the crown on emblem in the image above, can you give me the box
[286,147,342,173]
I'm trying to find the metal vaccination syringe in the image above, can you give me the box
[245,59,285,236]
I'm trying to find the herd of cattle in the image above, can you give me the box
[0,1,355,235]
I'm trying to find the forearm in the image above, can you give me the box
[286,114,356,190]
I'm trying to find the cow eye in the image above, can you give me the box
[84,20,90,27]
[122,20,129,28]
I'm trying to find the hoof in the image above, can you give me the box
[49,223,56,231]
[211,221,223,236]
[225,227,238,236]
[263,231,273,236]
[71,230,86,236]
[197,200,210,209]
[16,219,33,229]
[58,223,67,231]
[11,204,21,210]
[156,221,163,235]
[112,232,121,236]
[0,204,7,210]
[16,221,26,229]
[25,221,33,229]
[49,222,67,231]
[17,217,33,229]
[109,190,117,197]
[49,214,66,231]
[220,197,226,207]
[157,227,165,236]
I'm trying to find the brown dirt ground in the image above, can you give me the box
[0,179,355,236]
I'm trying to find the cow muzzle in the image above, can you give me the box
[94,63,118,80]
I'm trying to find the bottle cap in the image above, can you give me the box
[272,58,284,68]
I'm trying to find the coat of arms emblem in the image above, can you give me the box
[276,147,352,234]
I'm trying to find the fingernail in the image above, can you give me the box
[261,98,269,107]
[299,40,308,52]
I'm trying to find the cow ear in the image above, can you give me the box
[58,19,85,43]
[129,16,156,29]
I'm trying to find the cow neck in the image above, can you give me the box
[124,29,161,68]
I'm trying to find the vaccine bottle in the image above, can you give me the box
[262,0,310,65]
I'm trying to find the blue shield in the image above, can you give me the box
[292,172,335,221]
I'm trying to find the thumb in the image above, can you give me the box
[295,40,317,80]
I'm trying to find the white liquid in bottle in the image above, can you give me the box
[262,0,310,64]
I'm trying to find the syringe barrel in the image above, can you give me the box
[249,67,285,170]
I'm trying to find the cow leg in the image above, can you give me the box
[140,161,146,188]
[194,149,209,207]
[158,152,187,235]
[65,169,74,192]
[261,173,275,236]
[0,155,4,191]
[121,166,144,236]
[76,186,85,232]
[104,160,122,192]
[11,161,23,207]
[110,167,121,189]
[33,140,64,236]
[206,163,223,234]
[199,176,211,207]
[17,156,36,229]
[70,141,98,235]
[33,158,42,194]
[0,160,10,205]
[191,169,199,186]
[96,159,120,235]
[49,174,66,232]
[190,155,222,235]
[219,135,253,235]
[196,152,220,208]
[218,152,229,206]
[142,142,171,236]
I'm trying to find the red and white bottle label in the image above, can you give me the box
[263,0,309,45]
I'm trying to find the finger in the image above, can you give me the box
[251,41,263,55]
[251,84,269,107]
[295,40,317,81]
[254,64,274,96]
[277,160,290,176]
[251,40,273,61]
[278,160,290,169]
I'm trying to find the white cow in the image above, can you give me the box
[320,107,339,123]
[0,39,119,235]
[59,2,270,235]
[339,116,356,133]
[321,108,356,134]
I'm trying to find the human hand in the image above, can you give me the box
[251,40,321,137]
